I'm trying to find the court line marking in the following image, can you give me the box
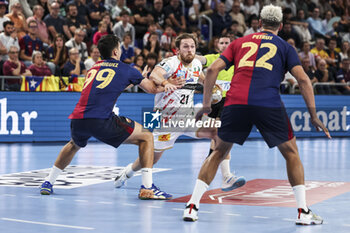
[253,216,269,219]
[226,213,241,216]
[343,224,350,227]
[148,205,161,208]
[123,203,137,206]
[98,201,113,204]
[52,197,64,200]
[1,218,95,230]
[26,195,41,199]
[171,208,184,211]
[75,199,88,203]
[282,218,295,222]
[3,194,16,197]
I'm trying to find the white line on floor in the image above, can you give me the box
[282,218,295,222]
[3,194,16,197]
[171,208,184,211]
[26,195,41,199]
[200,211,214,214]
[98,201,113,204]
[122,203,137,206]
[148,205,161,208]
[253,216,269,219]
[226,213,241,216]
[1,218,94,230]
[51,197,64,200]
[75,200,88,203]
[342,224,350,227]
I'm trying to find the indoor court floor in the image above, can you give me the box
[0,138,349,233]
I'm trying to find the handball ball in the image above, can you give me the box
[211,84,222,104]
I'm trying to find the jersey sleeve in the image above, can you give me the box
[285,44,301,72]
[220,41,235,70]
[128,65,144,85]
[204,54,218,68]
[156,57,176,78]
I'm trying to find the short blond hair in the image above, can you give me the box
[260,4,283,30]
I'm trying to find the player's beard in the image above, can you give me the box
[180,53,195,64]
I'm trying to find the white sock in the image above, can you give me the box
[293,185,308,212]
[125,163,134,178]
[141,168,152,188]
[187,179,209,208]
[220,159,231,178]
[45,165,62,185]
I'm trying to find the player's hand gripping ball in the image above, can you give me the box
[211,84,223,104]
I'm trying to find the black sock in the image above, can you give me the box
[207,148,213,158]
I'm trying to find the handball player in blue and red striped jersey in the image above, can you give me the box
[40,35,176,200]
[183,5,331,224]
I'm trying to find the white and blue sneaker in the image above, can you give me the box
[138,184,173,200]
[40,181,53,195]
[221,174,246,191]
[183,204,199,222]
[296,208,323,225]
[114,169,129,188]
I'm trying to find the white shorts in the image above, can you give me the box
[153,129,200,151]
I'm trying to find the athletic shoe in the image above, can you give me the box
[40,181,53,195]
[138,184,173,200]
[114,169,129,188]
[221,174,246,191]
[183,204,199,222]
[296,208,323,225]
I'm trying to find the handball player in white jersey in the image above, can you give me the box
[115,33,244,192]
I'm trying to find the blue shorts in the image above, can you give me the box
[218,105,294,148]
[70,114,135,148]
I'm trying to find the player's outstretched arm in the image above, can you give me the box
[150,66,178,92]
[291,65,331,139]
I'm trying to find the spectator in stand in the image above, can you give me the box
[56,0,67,17]
[9,0,32,18]
[111,0,133,23]
[84,45,100,71]
[26,5,49,45]
[278,21,301,49]
[65,28,88,61]
[67,0,90,31]
[243,16,260,36]
[307,7,328,39]
[208,36,219,54]
[326,37,341,70]
[3,45,32,91]
[101,12,113,35]
[299,41,317,71]
[0,1,10,32]
[322,10,335,35]
[120,33,134,64]
[143,32,161,59]
[314,59,338,94]
[164,0,186,33]
[145,52,158,78]
[229,1,246,35]
[331,0,345,17]
[301,56,318,84]
[336,58,350,95]
[241,0,260,21]
[143,23,157,47]
[44,2,72,41]
[229,21,243,38]
[5,2,28,40]
[28,50,52,76]
[282,0,296,16]
[296,0,309,18]
[160,25,176,52]
[311,37,333,64]
[87,0,107,29]
[37,0,50,19]
[339,41,349,61]
[66,3,89,37]
[19,20,43,67]
[290,9,312,43]
[62,47,87,77]
[0,21,19,61]
[305,0,317,15]
[132,54,145,73]
[317,0,334,17]
[211,2,232,37]
[47,34,68,75]
[93,21,108,45]
[112,10,135,45]
[132,0,153,46]
[151,0,166,30]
